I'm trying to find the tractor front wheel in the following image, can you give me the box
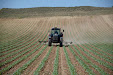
[48,40,52,46]
[60,42,63,47]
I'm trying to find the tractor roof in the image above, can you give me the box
[51,27,60,30]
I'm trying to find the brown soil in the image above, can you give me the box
[1,43,42,70]
[0,14,113,75]
[78,45,113,75]
[79,45,113,66]
[4,45,45,75]
[0,19,44,55]
[89,44,113,57]
[21,46,50,75]
[21,18,52,75]
[0,18,49,73]
[66,47,88,75]
[0,33,41,63]
[84,44,113,64]
[58,47,62,75]
[59,47,71,75]
[39,46,56,75]
[71,45,100,75]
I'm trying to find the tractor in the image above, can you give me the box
[48,27,64,47]
[39,27,72,47]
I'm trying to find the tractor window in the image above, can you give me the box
[51,29,60,34]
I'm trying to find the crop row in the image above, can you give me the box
[92,44,113,55]
[81,21,113,54]
[0,20,44,52]
[33,46,53,75]
[0,21,47,55]
[68,46,95,75]
[72,45,108,75]
[13,45,48,75]
[1,18,51,74]
[85,44,113,60]
[52,46,59,75]
[84,31,113,56]
[1,19,45,51]
[1,21,35,48]
[0,31,48,74]
[63,46,76,75]
[77,44,113,70]
[67,17,113,70]
[0,44,43,74]
[82,45,113,63]
[65,19,95,74]
[0,32,46,61]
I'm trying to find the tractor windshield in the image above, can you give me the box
[51,29,60,34]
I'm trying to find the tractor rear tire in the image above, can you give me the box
[48,41,52,46]
[60,42,63,47]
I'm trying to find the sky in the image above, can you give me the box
[0,0,113,9]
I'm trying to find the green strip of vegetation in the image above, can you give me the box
[77,44,113,70]
[63,46,76,75]
[52,46,59,75]
[0,25,32,48]
[0,32,45,60]
[68,46,95,75]
[0,32,47,65]
[33,46,53,75]
[0,44,43,74]
[0,32,48,74]
[93,44,113,55]
[13,45,48,75]
[83,44,113,63]
[86,44,113,59]
[72,45,107,75]
[0,31,42,53]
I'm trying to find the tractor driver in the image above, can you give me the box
[54,30,58,34]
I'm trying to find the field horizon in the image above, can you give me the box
[0,6,113,18]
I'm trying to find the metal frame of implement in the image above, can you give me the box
[38,41,73,47]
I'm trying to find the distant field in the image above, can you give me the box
[0,6,113,18]
[0,7,113,75]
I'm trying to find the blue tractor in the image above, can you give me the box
[39,27,72,47]
[48,27,64,47]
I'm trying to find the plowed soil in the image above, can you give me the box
[0,14,113,75]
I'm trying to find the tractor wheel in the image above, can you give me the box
[48,41,52,46]
[60,42,63,47]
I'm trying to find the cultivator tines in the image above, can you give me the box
[39,41,48,44]
[38,41,73,47]
[63,41,73,47]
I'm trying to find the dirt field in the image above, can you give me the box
[0,14,113,75]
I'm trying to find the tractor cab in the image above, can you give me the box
[51,27,60,35]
